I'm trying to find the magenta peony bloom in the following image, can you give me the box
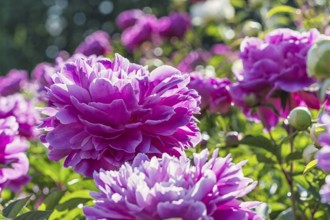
[0,94,39,139]
[177,50,211,73]
[121,15,158,52]
[33,54,90,98]
[32,62,55,94]
[211,44,231,55]
[230,29,320,130]
[0,116,30,192]
[189,72,232,114]
[317,147,330,172]
[238,28,319,94]
[316,112,330,147]
[40,54,201,177]
[84,149,261,220]
[116,9,145,30]
[315,112,330,171]
[230,86,303,130]
[0,69,28,96]
[313,112,330,202]
[320,175,330,203]
[158,12,191,39]
[75,31,112,56]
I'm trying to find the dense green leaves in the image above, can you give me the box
[39,190,66,211]
[275,208,293,220]
[1,0,330,219]
[14,211,52,220]
[240,135,277,155]
[3,196,31,218]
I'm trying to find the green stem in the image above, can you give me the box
[256,106,298,219]
[288,98,298,220]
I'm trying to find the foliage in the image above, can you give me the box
[1,0,330,219]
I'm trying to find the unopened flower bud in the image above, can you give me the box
[225,131,240,148]
[242,21,262,37]
[307,38,330,80]
[288,107,312,131]
[303,145,318,163]
[310,123,327,147]
[244,93,259,107]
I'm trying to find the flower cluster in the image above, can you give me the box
[189,71,232,114]
[0,116,30,192]
[32,62,55,95]
[158,12,191,39]
[117,9,191,51]
[0,94,39,139]
[75,31,112,57]
[0,69,28,96]
[40,53,201,177]
[33,31,111,96]
[121,14,158,52]
[84,149,261,220]
[32,54,87,97]
[313,112,330,203]
[0,70,40,140]
[177,49,211,73]
[230,29,321,130]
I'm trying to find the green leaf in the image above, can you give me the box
[267,6,297,18]
[239,135,276,154]
[39,190,66,211]
[270,202,287,212]
[294,175,311,190]
[56,198,90,212]
[280,92,288,113]
[56,190,91,211]
[3,196,31,218]
[275,208,293,220]
[49,190,92,220]
[286,151,302,162]
[14,211,52,220]
[303,159,318,175]
[320,78,330,101]
[256,154,276,164]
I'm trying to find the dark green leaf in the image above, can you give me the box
[275,208,293,220]
[56,198,90,211]
[240,135,277,154]
[320,79,330,101]
[54,190,92,211]
[3,196,31,218]
[39,190,66,211]
[280,93,288,112]
[14,211,52,220]
[286,151,302,162]
[256,154,276,164]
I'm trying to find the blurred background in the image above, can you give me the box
[0,0,171,74]
[0,0,328,74]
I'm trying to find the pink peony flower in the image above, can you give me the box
[84,149,261,220]
[40,54,201,177]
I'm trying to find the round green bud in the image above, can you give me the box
[302,145,318,162]
[288,107,312,131]
[242,21,262,37]
[310,123,327,147]
[244,93,259,108]
[307,37,330,80]
[225,131,239,148]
